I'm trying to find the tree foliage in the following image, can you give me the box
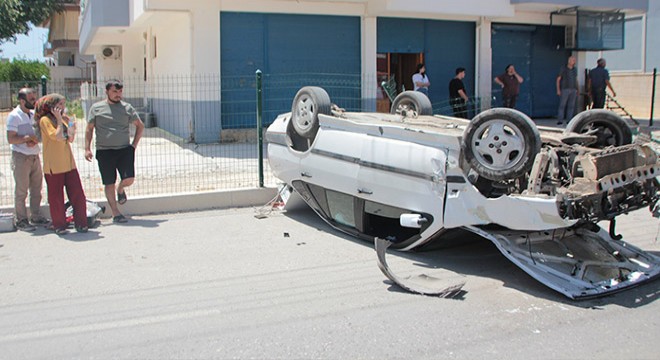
[0,0,76,45]
[0,59,50,83]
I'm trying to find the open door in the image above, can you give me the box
[377,52,424,112]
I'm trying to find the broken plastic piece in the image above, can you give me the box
[375,237,465,297]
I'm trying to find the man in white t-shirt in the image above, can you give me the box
[6,88,49,231]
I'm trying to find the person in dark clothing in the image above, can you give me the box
[449,67,469,119]
[494,64,524,109]
[556,56,579,125]
[589,58,616,109]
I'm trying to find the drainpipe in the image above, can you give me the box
[641,14,647,72]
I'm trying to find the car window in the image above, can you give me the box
[296,181,428,247]
[297,181,358,231]
[326,190,356,228]
[363,200,424,242]
[365,201,405,218]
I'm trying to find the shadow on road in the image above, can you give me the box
[106,217,167,229]
[283,207,660,308]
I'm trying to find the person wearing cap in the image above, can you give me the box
[85,80,144,224]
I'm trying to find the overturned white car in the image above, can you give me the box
[266,86,660,299]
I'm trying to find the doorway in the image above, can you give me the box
[377,52,423,112]
[491,24,569,117]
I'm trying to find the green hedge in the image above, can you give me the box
[0,59,49,83]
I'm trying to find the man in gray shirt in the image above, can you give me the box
[556,56,579,125]
[85,80,144,223]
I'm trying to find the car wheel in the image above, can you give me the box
[564,109,632,148]
[291,86,332,140]
[462,108,541,181]
[390,91,433,116]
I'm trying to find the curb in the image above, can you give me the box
[0,187,279,220]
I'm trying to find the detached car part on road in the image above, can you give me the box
[266,87,660,299]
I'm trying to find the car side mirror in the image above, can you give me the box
[400,214,428,228]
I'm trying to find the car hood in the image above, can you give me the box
[465,224,660,299]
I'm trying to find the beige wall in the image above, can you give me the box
[610,72,660,122]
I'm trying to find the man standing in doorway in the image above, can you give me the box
[556,56,579,125]
[449,67,469,119]
[6,88,49,231]
[589,58,616,109]
[85,80,144,223]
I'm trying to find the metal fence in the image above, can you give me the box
[0,72,483,207]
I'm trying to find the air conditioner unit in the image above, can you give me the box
[101,46,121,60]
[564,25,576,49]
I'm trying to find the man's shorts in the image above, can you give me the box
[96,146,135,185]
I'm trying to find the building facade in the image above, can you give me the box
[78,0,649,143]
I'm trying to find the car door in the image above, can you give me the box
[298,127,362,197]
[357,135,448,233]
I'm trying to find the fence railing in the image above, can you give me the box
[0,72,485,207]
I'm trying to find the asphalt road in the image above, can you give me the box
[0,205,659,359]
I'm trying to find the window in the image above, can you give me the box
[293,181,428,244]
[362,200,425,242]
[326,190,356,228]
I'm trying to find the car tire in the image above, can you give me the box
[390,91,433,116]
[291,86,332,140]
[462,108,541,181]
[564,109,632,148]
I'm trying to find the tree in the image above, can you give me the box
[0,59,50,83]
[0,0,76,45]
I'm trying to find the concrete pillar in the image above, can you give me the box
[190,6,222,143]
[575,51,588,111]
[476,17,492,111]
[191,6,220,74]
[362,16,378,112]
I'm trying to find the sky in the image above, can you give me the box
[0,26,49,62]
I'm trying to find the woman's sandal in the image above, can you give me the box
[49,225,68,235]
